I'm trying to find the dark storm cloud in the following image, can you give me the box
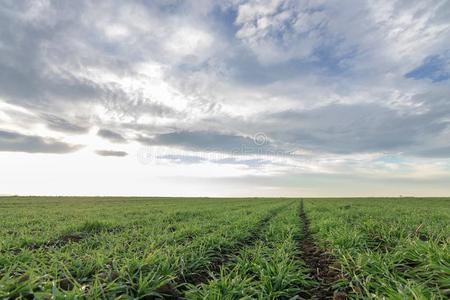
[0,130,81,154]
[95,150,128,157]
[97,129,127,143]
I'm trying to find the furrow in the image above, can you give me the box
[298,199,348,300]
[164,203,292,299]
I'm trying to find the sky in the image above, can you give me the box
[1,0,450,197]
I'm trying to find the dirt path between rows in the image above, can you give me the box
[298,200,347,300]
[157,202,293,299]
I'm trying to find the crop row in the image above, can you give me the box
[0,198,295,298]
[304,198,450,299]
[185,202,315,298]
[1,197,449,299]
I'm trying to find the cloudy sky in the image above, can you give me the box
[1,0,450,197]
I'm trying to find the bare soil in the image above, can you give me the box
[298,200,348,300]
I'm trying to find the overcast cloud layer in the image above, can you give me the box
[1,0,450,196]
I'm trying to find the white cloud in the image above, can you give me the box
[165,26,214,58]
[0,0,449,196]
[234,0,326,64]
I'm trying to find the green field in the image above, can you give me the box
[0,197,449,299]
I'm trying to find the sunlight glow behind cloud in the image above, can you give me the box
[1,0,449,196]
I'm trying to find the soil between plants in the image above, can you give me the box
[298,200,348,300]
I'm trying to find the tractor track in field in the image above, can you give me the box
[156,202,293,299]
[4,225,123,255]
[2,233,86,255]
[298,200,347,300]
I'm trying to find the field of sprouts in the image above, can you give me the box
[0,197,449,299]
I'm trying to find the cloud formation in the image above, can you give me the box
[0,130,80,154]
[0,0,449,195]
[43,115,90,134]
[138,131,262,152]
[95,150,128,157]
[97,129,127,144]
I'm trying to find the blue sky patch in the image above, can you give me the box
[405,53,450,82]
